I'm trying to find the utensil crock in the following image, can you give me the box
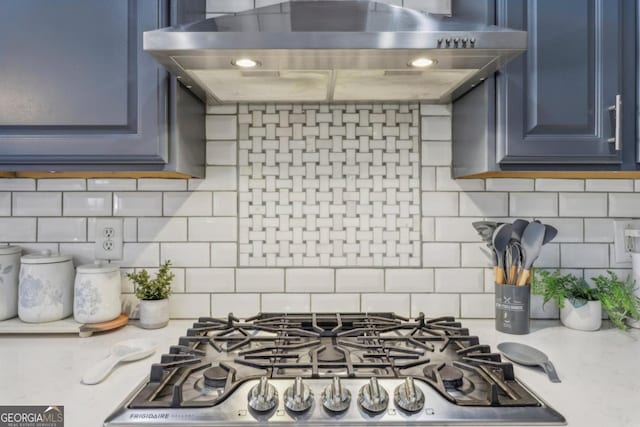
[495,283,530,334]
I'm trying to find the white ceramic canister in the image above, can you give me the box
[74,262,121,324]
[0,245,22,320]
[18,251,74,323]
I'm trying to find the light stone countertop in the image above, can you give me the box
[0,319,638,427]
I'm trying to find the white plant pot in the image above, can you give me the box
[560,299,602,331]
[139,299,169,329]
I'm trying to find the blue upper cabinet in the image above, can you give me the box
[496,0,626,165]
[452,0,636,176]
[0,0,205,176]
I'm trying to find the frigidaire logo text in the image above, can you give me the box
[0,405,64,427]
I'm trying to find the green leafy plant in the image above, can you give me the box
[128,260,174,301]
[591,271,640,330]
[533,269,640,330]
[531,270,597,309]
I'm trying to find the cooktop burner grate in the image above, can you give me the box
[128,313,541,409]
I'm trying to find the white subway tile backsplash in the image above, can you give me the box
[385,269,433,292]
[609,193,640,217]
[207,141,237,165]
[186,268,234,292]
[12,192,61,216]
[460,294,494,318]
[213,192,237,216]
[434,268,484,293]
[0,193,10,216]
[161,243,210,267]
[530,295,559,319]
[59,242,94,265]
[88,179,136,191]
[189,167,237,191]
[211,293,259,317]
[561,244,609,268]
[5,102,640,322]
[411,293,459,318]
[459,192,508,217]
[206,0,253,13]
[421,141,451,166]
[211,242,238,266]
[559,193,607,217]
[38,218,86,242]
[460,243,492,268]
[485,179,533,192]
[540,218,583,242]
[63,192,112,216]
[0,179,35,191]
[38,179,86,191]
[0,218,37,242]
[114,192,162,217]
[421,116,451,140]
[422,192,458,216]
[422,243,459,267]
[137,179,187,191]
[206,115,237,140]
[164,192,213,216]
[287,269,334,292]
[262,294,310,312]
[311,294,360,312]
[535,179,584,192]
[510,193,558,217]
[138,217,187,242]
[584,219,614,242]
[188,217,237,241]
[435,217,483,242]
[236,269,284,292]
[169,294,210,319]
[362,293,410,316]
[121,243,160,267]
[585,179,634,192]
[336,269,384,292]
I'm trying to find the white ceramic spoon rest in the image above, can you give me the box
[82,339,156,385]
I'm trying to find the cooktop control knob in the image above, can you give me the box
[248,376,278,412]
[284,376,314,412]
[358,377,388,413]
[321,376,351,412]
[394,377,425,412]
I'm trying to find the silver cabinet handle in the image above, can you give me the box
[607,94,622,151]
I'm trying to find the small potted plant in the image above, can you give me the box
[532,270,640,331]
[127,261,174,329]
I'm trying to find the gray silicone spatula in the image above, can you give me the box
[516,221,546,286]
[492,223,513,285]
[497,342,561,383]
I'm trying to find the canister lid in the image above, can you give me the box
[21,250,73,264]
[77,261,119,274]
[0,245,21,256]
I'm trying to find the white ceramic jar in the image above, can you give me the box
[18,251,74,323]
[74,262,122,324]
[0,245,22,320]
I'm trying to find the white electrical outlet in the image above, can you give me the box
[94,218,124,260]
[613,219,640,266]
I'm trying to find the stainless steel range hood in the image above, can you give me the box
[144,0,526,104]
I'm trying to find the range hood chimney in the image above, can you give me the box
[144,0,526,104]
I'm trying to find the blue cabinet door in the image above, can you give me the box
[0,0,170,168]
[496,0,624,164]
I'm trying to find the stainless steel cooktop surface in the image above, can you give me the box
[104,312,565,426]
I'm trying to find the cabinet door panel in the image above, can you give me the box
[497,0,621,164]
[0,0,168,166]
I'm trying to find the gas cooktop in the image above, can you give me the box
[104,313,566,426]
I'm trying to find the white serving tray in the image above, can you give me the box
[0,314,128,337]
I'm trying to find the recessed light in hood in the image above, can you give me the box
[144,0,527,104]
